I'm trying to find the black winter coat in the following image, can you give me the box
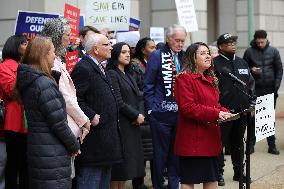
[16,64,80,189]
[214,53,255,112]
[71,56,123,166]
[243,40,283,92]
[108,68,145,180]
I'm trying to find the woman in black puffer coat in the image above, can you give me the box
[16,36,80,189]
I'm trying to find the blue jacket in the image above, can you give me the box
[143,44,184,125]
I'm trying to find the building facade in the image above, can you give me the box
[0,0,283,92]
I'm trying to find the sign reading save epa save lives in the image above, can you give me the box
[85,0,130,31]
[14,11,59,40]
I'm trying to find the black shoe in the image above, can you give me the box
[233,174,251,183]
[218,174,225,186]
[268,147,280,155]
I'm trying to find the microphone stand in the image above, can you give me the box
[231,82,254,189]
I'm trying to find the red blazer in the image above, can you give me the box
[0,59,27,133]
[174,72,227,156]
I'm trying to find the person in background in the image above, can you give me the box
[107,42,145,189]
[214,33,255,186]
[144,25,186,189]
[131,37,156,189]
[243,29,283,155]
[16,36,80,189]
[208,45,219,59]
[77,25,100,58]
[0,34,28,189]
[41,17,91,145]
[174,42,233,189]
[71,33,123,189]
[0,98,6,189]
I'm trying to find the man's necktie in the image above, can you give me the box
[98,63,105,75]
[173,54,180,74]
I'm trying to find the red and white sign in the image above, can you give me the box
[64,3,80,74]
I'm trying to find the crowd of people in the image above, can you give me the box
[0,17,283,189]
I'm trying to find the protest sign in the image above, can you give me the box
[150,27,164,44]
[116,31,140,47]
[85,0,130,31]
[175,0,198,32]
[14,10,59,40]
[64,3,80,42]
[255,93,275,142]
[64,3,80,74]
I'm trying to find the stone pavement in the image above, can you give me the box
[126,95,284,189]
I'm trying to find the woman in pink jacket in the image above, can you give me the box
[42,18,91,142]
[41,18,91,180]
[0,35,28,189]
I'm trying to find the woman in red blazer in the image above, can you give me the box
[0,35,28,189]
[174,42,233,189]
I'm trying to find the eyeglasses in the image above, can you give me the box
[224,42,237,47]
[101,42,112,47]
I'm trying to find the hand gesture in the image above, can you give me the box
[134,114,145,126]
[71,149,81,157]
[219,111,234,121]
[91,114,100,126]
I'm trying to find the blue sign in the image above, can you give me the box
[79,15,85,31]
[15,11,59,40]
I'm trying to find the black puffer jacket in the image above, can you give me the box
[243,40,283,91]
[16,64,80,189]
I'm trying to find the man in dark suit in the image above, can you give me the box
[71,33,123,189]
[144,25,186,189]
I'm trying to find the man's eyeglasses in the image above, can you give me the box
[224,42,237,47]
[101,42,112,47]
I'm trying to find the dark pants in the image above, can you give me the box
[250,88,278,148]
[218,118,246,176]
[4,131,28,189]
[148,114,179,189]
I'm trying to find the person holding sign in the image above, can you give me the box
[144,25,186,189]
[174,42,233,189]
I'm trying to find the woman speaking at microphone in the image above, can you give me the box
[174,42,233,189]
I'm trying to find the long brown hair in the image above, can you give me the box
[21,36,54,80]
[182,42,219,90]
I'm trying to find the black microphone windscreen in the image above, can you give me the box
[220,67,231,76]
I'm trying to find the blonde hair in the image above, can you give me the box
[21,36,54,79]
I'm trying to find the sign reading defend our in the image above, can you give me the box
[14,10,59,40]
[85,0,130,31]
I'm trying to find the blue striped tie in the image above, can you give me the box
[173,54,180,73]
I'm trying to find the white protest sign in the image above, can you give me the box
[175,0,198,32]
[116,31,140,47]
[150,27,164,44]
[85,0,130,31]
[255,93,275,142]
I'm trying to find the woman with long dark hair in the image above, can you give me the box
[131,37,156,189]
[107,42,145,189]
[174,42,233,189]
[0,34,28,189]
[16,36,80,189]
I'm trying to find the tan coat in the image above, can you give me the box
[53,58,90,138]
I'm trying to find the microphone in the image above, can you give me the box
[221,67,247,86]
